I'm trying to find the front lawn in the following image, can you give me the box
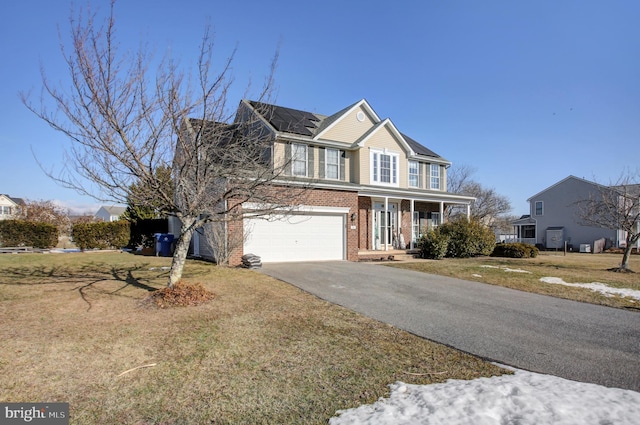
[389,252,640,310]
[0,252,506,424]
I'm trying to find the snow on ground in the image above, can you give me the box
[478,265,639,302]
[330,369,640,425]
[480,265,531,273]
[540,276,640,302]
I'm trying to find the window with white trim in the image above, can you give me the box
[292,143,307,177]
[371,150,398,186]
[325,148,339,180]
[408,160,419,187]
[430,164,440,190]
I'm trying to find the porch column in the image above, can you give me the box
[466,204,471,219]
[410,199,415,250]
[439,202,444,222]
[384,197,389,251]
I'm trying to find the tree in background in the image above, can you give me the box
[445,164,511,226]
[22,1,306,287]
[20,199,71,237]
[576,172,640,272]
[122,165,174,222]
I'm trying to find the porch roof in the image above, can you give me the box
[512,215,536,226]
[358,185,474,206]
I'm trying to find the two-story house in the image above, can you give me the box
[0,194,25,220]
[511,175,635,252]
[185,99,474,265]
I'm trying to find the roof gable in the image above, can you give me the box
[314,99,380,141]
[0,195,25,206]
[96,206,126,215]
[244,99,446,161]
[527,175,605,202]
[356,118,415,155]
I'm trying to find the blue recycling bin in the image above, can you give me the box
[155,233,174,257]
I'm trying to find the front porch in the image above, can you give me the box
[356,193,472,252]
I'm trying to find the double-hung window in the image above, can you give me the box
[408,160,419,187]
[535,201,543,216]
[292,143,307,177]
[325,148,339,180]
[430,164,440,190]
[371,150,398,186]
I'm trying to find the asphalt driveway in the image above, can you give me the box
[260,261,640,391]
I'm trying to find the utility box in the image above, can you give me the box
[545,227,565,250]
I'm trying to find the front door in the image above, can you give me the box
[373,202,397,250]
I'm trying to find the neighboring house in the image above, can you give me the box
[0,194,25,220]
[511,175,633,251]
[94,206,126,222]
[180,99,475,265]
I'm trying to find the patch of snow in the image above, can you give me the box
[330,370,640,425]
[480,265,531,273]
[540,277,640,301]
[472,274,482,278]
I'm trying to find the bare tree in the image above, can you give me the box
[21,199,71,236]
[445,164,511,225]
[576,173,640,272]
[22,1,306,287]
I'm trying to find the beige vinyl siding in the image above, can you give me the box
[441,165,447,191]
[273,141,286,170]
[351,150,361,183]
[321,106,376,143]
[276,142,356,181]
[358,125,410,187]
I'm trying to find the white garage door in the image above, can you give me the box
[244,213,345,262]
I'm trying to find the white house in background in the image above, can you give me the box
[0,194,25,220]
[94,206,126,222]
[511,175,637,252]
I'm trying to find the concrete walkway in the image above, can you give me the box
[260,261,640,391]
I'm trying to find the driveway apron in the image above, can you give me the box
[260,261,640,392]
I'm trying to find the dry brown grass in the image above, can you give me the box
[391,252,640,310]
[0,252,506,424]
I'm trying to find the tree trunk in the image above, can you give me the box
[620,245,632,271]
[167,216,197,288]
[619,232,639,272]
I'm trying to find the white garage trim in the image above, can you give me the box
[243,203,350,215]
[243,208,347,263]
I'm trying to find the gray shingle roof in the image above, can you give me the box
[249,101,442,159]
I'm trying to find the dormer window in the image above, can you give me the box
[371,149,398,186]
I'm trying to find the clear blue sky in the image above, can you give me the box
[1,0,638,215]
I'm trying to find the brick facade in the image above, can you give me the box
[358,196,372,250]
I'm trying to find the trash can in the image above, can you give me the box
[155,233,174,257]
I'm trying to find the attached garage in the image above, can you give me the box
[243,207,348,262]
